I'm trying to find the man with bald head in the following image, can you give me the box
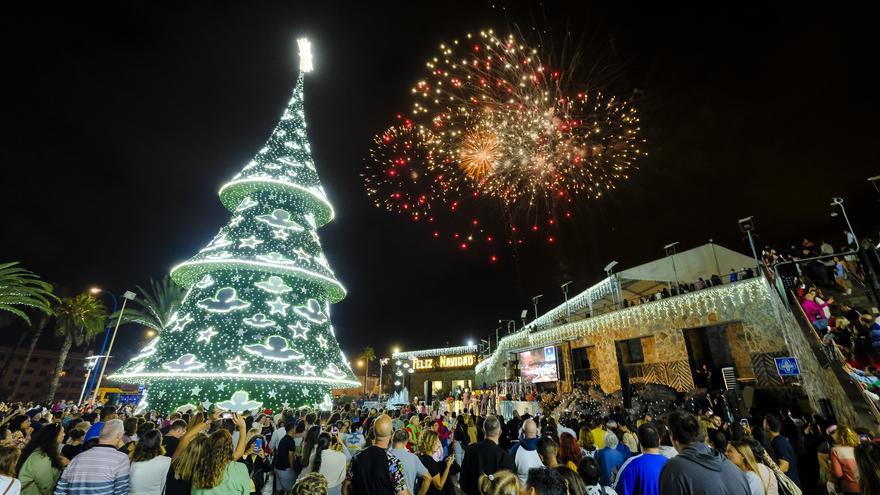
[344,414,411,495]
[509,418,544,483]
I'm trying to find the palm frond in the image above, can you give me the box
[111,276,185,331]
[0,261,58,324]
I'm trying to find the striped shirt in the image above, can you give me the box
[53,445,130,495]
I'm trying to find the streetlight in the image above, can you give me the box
[664,242,680,292]
[393,347,400,355]
[145,329,157,338]
[737,217,760,269]
[560,281,573,322]
[604,261,620,307]
[531,294,543,322]
[831,197,880,306]
[78,355,102,405]
[467,339,474,347]
[89,289,137,408]
[378,357,390,396]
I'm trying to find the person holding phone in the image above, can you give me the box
[238,436,270,495]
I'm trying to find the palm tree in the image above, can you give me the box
[360,346,376,395]
[0,261,57,324]
[46,293,108,403]
[112,276,184,331]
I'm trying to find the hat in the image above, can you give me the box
[25,408,41,419]
[605,420,618,428]
[263,408,273,415]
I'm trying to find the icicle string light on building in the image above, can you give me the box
[110,38,359,413]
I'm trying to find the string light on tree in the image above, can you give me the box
[109,38,358,412]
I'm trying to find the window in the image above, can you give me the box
[616,338,645,364]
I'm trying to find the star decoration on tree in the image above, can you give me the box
[170,313,194,332]
[196,327,218,344]
[299,363,317,376]
[288,322,309,340]
[267,296,290,316]
[272,229,290,240]
[191,385,202,396]
[239,236,264,249]
[226,356,249,372]
[316,335,328,349]
[292,247,311,262]
[216,383,227,392]
[267,390,278,399]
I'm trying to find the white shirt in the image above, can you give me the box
[301,449,347,488]
[0,476,21,495]
[514,445,544,483]
[129,456,171,495]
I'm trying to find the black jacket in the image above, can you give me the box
[459,440,517,495]
[658,443,751,495]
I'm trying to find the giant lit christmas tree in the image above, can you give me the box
[110,39,359,413]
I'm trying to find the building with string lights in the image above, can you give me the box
[476,243,876,429]
[391,344,480,402]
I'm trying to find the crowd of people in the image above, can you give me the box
[771,232,880,413]
[0,394,878,495]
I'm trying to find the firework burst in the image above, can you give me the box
[363,28,645,260]
[362,123,448,221]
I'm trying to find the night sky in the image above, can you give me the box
[2,2,877,363]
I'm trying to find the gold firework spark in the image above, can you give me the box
[459,129,500,179]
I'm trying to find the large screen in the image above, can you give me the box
[519,346,558,384]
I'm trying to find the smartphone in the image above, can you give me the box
[739,418,749,427]
[221,412,234,419]
[254,438,263,452]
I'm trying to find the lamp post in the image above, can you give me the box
[561,281,573,322]
[737,217,760,270]
[378,358,389,396]
[78,355,101,405]
[83,288,117,405]
[531,294,543,322]
[89,290,136,408]
[831,197,880,306]
[664,242,680,292]
[604,261,619,307]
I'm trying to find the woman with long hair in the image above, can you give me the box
[300,432,347,495]
[558,432,583,471]
[0,445,22,495]
[17,423,65,495]
[725,441,765,495]
[129,428,171,495]
[417,430,456,495]
[300,425,322,474]
[578,426,596,458]
[478,470,519,495]
[829,425,861,495]
[7,417,31,450]
[191,429,250,495]
[166,435,208,495]
[855,442,880,495]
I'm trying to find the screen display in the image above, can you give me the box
[519,346,558,383]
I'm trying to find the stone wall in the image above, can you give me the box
[476,277,863,425]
